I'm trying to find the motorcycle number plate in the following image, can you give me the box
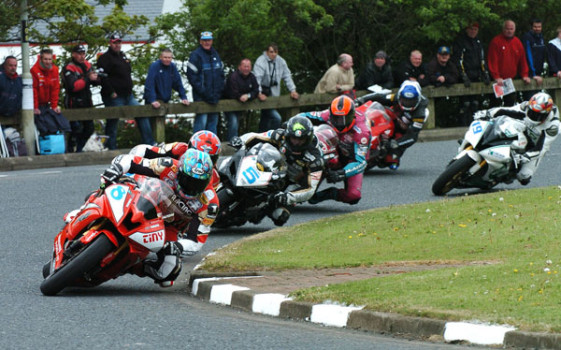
[236,156,272,187]
[107,184,130,223]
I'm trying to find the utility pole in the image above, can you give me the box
[20,0,36,155]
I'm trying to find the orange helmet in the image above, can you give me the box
[329,95,356,133]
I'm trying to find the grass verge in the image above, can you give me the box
[201,186,561,332]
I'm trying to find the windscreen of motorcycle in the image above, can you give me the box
[314,124,339,155]
[236,143,287,187]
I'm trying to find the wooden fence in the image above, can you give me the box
[2,77,561,144]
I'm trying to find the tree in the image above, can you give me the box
[151,0,561,93]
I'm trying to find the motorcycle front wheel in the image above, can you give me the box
[40,235,114,296]
[432,155,476,196]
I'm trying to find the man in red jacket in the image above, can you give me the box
[487,20,531,106]
[31,48,61,115]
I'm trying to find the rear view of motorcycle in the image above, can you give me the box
[40,177,182,295]
[432,115,526,195]
[215,142,288,227]
[359,101,398,170]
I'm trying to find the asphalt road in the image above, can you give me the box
[3,138,561,349]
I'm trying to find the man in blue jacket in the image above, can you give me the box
[522,19,546,99]
[144,48,189,110]
[186,31,224,134]
[0,56,22,118]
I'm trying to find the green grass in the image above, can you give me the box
[202,186,561,332]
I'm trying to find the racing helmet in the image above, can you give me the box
[397,81,421,111]
[284,116,314,153]
[526,92,553,123]
[189,130,221,165]
[329,95,356,133]
[176,149,212,199]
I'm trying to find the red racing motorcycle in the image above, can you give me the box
[356,101,399,170]
[40,176,183,296]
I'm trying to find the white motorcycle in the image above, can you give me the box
[432,115,527,195]
[215,141,288,227]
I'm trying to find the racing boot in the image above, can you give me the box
[143,242,183,288]
[271,206,291,226]
[308,187,339,205]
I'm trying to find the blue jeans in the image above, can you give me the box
[193,113,219,135]
[135,116,156,146]
[102,94,149,149]
[224,111,240,141]
[259,109,281,132]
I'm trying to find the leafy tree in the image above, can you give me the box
[151,0,561,93]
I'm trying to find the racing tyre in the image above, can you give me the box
[432,155,476,196]
[40,235,114,296]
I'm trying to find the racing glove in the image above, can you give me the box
[269,192,288,207]
[229,136,243,149]
[326,169,346,183]
[101,163,123,185]
[270,128,285,144]
[473,110,491,121]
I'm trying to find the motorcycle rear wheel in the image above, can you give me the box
[432,155,476,196]
[40,235,114,296]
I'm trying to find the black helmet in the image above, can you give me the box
[284,116,314,153]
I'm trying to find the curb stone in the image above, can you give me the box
[189,271,561,349]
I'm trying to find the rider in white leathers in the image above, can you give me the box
[473,92,560,185]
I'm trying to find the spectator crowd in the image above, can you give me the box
[1,18,560,153]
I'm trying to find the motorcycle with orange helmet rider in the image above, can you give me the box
[296,95,371,205]
[99,148,217,286]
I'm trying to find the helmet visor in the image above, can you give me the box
[527,109,547,123]
[177,171,209,197]
[331,114,352,132]
[399,96,419,111]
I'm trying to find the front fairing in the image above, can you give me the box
[235,143,287,188]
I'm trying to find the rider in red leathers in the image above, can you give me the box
[100,148,217,286]
[129,130,222,189]
[297,95,371,205]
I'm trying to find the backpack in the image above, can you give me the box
[3,127,28,157]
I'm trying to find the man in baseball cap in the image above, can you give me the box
[109,33,122,43]
[72,45,86,53]
[200,31,213,40]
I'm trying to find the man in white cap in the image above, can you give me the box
[186,31,225,135]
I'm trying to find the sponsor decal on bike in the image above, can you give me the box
[142,230,164,244]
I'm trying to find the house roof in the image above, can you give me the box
[90,0,165,42]
[3,0,165,45]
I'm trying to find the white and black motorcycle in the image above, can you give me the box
[215,141,288,227]
[432,115,528,195]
